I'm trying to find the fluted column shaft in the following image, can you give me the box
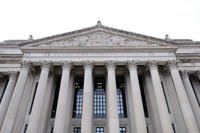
[169,62,199,133]
[106,61,120,133]
[27,62,51,133]
[181,71,200,129]
[54,62,72,133]
[128,61,147,133]
[149,62,173,133]
[81,61,94,133]
[0,72,17,128]
[1,62,30,133]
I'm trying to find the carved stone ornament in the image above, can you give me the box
[194,71,200,78]
[20,61,31,69]
[28,67,38,77]
[41,62,52,70]
[83,61,94,70]
[106,61,116,70]
[168,60,178,69]
[148,61,158,70]
[127,60,138,70]
[38,31,159,47]
[8,71,18,79]
[181,70,189,77]
[62,61,72,70]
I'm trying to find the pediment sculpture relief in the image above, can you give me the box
[38,31,160,47]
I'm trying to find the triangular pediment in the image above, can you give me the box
[21,23,178,49]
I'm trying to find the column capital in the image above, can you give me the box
[148,61,158,70]
[180,70,190,76]
[195,71,200,75]
[20,61,31,69]
[127,60,138,70]
[168,60,179,69]
[83,61,94,70]
[8,71,18,79]
[106,61,116,70]
[29,67,38,77]
[194,71,200,80]
[62,61,73,70]
[41,62,52,70]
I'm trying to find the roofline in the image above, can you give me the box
[19,23,180,47]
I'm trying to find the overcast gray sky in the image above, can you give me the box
[0,0,199,42]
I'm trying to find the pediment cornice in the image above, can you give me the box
[20,23,178,51]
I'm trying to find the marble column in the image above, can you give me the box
[1,62,30,133]
[81,61,93,133]
[81,61,94,133]
[106,61,120,133]
[181,71,200,130]
[54,62,72,133]
[127,61,147,133]
[0,72,17,128]
[148,61,173,133]
[169,61,199,133]
[27,62,51,133]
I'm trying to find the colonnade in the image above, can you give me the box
[0,60,199,133]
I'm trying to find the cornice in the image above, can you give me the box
[21,46,177,53]
[19,24,179,48]
[177,44,200,48]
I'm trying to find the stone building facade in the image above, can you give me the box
[0,22,200,133]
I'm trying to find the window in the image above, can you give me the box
[94,77,106,118]
[120,127,126,133]
[72,78,83,118]
[117,78,127,118]
[74,127,81,133]
[96,127,104,133]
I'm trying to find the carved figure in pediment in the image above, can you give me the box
[109,36,126,46]
[74,36,89,46]
[38,31,160,47]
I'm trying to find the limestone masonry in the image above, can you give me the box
[0,22,200,133]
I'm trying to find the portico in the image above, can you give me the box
[0,22,199,133]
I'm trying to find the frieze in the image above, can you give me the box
[38,31,159,47]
